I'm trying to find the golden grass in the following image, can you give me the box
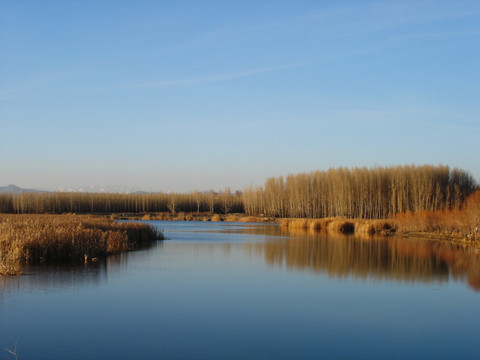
[225,215,239,222]
[0,214,163,275]
[276,191,479,241]
[395,191,480,241]
[238,216,264,223]
[326,220,355,234]
[280,217,396,235]
[142,214,152,220]
[211,214,222,222]
[354,219,398,235]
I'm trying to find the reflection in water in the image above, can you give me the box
[0,242,162,296]
[1,222,478,360]
[0,262,105,302]
[1,223,479,295]
[244,228,480,291]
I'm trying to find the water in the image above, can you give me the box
[1,221,479,359]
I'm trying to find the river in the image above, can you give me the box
[1,221,479,359]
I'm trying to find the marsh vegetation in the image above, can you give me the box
[0,165,478,257]
[0,215,163,275]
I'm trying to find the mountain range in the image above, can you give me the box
[0,184,147,194]
[0,184,44,194]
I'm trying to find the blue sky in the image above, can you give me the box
[1,1,479,192]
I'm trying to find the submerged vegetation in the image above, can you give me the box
[0,215,163,275]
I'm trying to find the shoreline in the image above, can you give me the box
[109,212,478,243]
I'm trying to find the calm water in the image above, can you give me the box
[1,221,479,359]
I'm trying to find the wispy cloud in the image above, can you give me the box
[96,62,308,92]
[0,69,81,101]
[293,1,480,42]
[390,29,480,42]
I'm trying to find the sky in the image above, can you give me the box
[1,1,479,193]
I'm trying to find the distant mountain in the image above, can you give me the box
[0,184,44,194]
[55,185,146,194]
[0,184,147,194]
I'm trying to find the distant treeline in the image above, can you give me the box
[0,165,476,219]
[243,165,477,219]
[0,189,244,215]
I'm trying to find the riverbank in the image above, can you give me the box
[109,212,277,223]
[0,214,164,275]
[279,217,397,235]
[109,211,478,242]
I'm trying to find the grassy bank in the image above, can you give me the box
[279,218,397,235]
[0,214,163,275]
[395,191,480,242]
[110,212,276,223]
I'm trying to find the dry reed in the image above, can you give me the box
[211,214,221,222]
[280,217,396,235]
[0,214,163,275]
[395,191,480,241]
[354,220,398,235]
[225,215,239,222]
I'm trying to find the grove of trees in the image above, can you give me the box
[0,165,476,220]
[0,189,244,215]
[242,165,477,219]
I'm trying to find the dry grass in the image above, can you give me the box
[237,216,267,223]
[326,220,355,234]
[280,217,396,235]
[211,214,222,222]
[0,214,163,275]
[142,214,152,220]
[354,220,398,235]
[395,191,480,241]
[225,214,239,222]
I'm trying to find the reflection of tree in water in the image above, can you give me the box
[244,228,480,291]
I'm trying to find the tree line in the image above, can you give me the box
[0,189,244,215]
[0,165,476,219]
[242,165,477,219]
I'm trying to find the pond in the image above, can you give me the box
[1,221,479,359]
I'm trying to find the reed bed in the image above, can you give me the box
[0,214,163,275]
[280,217,396,235]
[354,220,398,235]
[395,191,480,241]
[224,214,239,222]
[211,214,222,222]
